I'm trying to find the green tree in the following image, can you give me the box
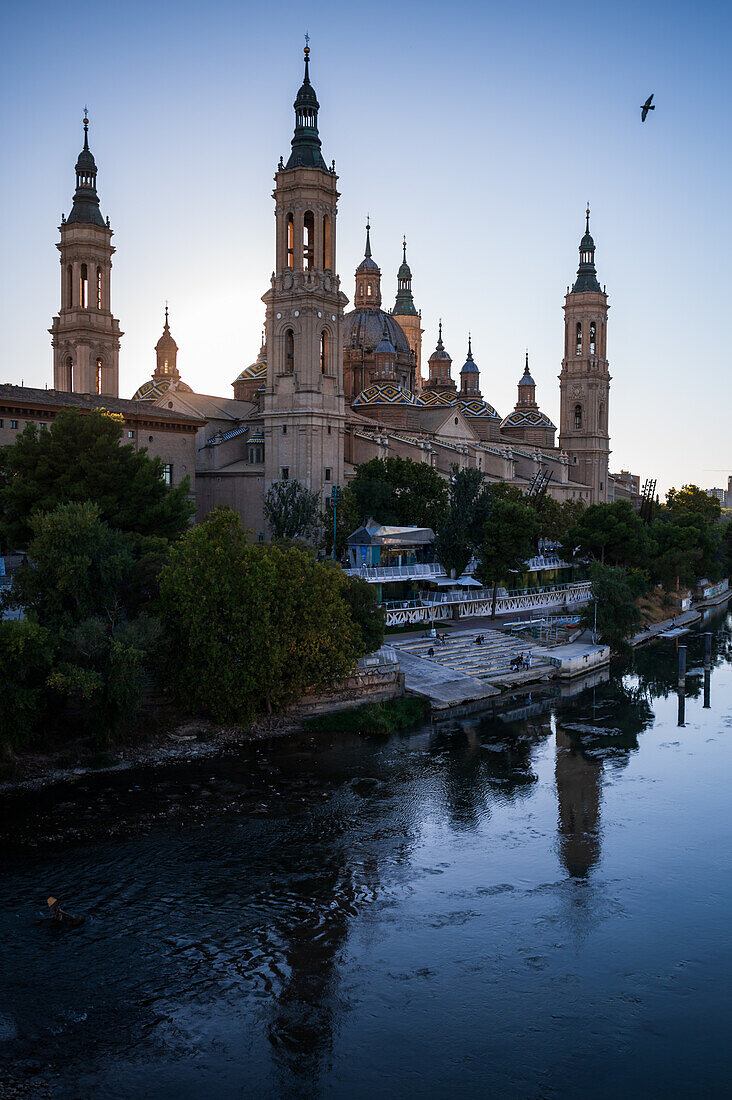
[340,574,385,654]
[6,502,165,743]
[264,479,321,541]
[0,620,56,750]
[563,500,651,569]
[722,521,732,577]
[434,466,491,578]
[582,562,641,653]
[9,501,134,632]
[159,508,362,724]
[0,408,193,548]
[651,512,722,590]
[531,495,585,542]
[476,499,538,618]
[666,483,721,521]
[319,484,360,559]
[350,457,449,531]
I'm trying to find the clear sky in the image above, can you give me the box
[1,0,730,496]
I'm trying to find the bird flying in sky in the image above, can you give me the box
[641,94,655,121]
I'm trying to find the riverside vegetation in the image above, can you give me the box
[2,415,730,757]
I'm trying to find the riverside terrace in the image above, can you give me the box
[344,518,583,618]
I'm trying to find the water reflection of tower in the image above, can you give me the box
[555,729,602,877]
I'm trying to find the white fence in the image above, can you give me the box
[384,582,593,628]
[346,562,446,582]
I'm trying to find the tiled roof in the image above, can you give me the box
[0,384,204,425]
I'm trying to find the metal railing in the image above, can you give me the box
[346,562,446,581]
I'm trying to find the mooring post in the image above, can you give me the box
[704,668,711,710]
[704,632,712,671]
[678,644,687,689]
[677,689,686,727]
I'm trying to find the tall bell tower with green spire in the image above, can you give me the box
[262,43,348,508]
[392,238,423,389]
[50,113,122,396]
[559,208,611,504]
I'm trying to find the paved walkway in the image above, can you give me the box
[630,608,702,647]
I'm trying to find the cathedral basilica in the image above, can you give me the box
[1,47,633,538]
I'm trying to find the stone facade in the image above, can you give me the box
[559,209,611,503]
[50,115,122,398]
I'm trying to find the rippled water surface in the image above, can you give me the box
[2,607,732,1098]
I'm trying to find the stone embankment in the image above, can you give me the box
[390,627,609,712]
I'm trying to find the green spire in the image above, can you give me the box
[285,43,327,170]
[67,110,106,227]
[571,205,601,293]
[393,236,417,316]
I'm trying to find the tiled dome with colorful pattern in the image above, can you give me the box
[353,382,416,406]
[459,397,501,419]
[501,408,556,430]
[132,377,192,402]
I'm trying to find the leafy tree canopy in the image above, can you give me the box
[319,485,360,559]
[563,500,651,569]
[264,479,321,541]
[582,562,641,653]
[666,483,721,521]
[350,457,449,531]
[10,501,135,633]
[476,498,538,616]
[650,511,723,589]
[434,466,491,578]
[0,620,56,749]
[0,408,193,548]
[159,508,363,725]
[339,574,385,654]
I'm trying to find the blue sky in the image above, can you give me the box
[1,0,730,495]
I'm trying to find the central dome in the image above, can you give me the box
[344,309,411,356]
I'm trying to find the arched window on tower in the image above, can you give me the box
[96,268,103,310]
[96,358,103,395]
[285,329,294,373]
[589,321,596,355]
[574,404,582,430]
[575,322,582,356]
[65,356,73,390]
[80,264,88,310]
[66,265,73,308]
[303,211,314,269]
[367,283,372,298]
[286,213,294,269]
[322,215,330,269]
[320,331,328,375]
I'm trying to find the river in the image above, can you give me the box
[1,606,731,1098]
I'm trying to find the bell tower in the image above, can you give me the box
[559,208,611,503]
[392,238,424,388]
[50,113,122,396]
[262,44,348,504]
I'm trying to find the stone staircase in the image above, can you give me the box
[393,628,554,686]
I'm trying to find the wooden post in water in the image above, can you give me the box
[677,644,687,689]
[704,632,712,670]
[704,668,711,710]
[677,643,687,726]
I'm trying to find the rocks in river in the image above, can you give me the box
[561,722,621,736]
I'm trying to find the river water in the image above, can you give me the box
[1,606,731,1098]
